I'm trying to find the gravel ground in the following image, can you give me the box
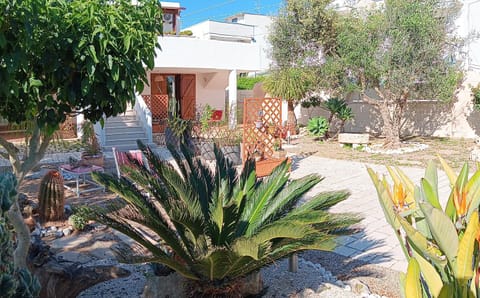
[77,254,395,298]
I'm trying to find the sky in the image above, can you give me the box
[176,0,283,28]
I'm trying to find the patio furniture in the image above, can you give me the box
[59,164,104,197]
[112,147,147,178]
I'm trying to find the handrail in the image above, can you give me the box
[134,94,153,144]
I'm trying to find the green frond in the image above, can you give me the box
[261,174,323,222]
[291,190,350,214]
[238,161,291,236]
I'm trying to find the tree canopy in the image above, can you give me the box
[0,0,162,133]
[0,0,162,273]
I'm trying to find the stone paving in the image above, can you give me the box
[289,155,451,272]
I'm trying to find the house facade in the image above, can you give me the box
[98,2,272,150]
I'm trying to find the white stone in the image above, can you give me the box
[338,133,370,144]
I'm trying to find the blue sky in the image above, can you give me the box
[177,0,282,28]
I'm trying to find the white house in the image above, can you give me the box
[99,2,272,150]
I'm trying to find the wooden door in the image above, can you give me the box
[180,74,196,120]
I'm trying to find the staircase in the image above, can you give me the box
[102,110,153,151]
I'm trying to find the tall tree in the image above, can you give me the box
[267,0,337,131]
[0,0,162,270]
[320,0,463,148]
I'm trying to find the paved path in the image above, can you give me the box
[290,155,451,272]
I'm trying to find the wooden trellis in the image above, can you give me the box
[142,94,169,133]
[242,97,282,162]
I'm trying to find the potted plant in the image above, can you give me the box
[272,138,286,159]
[80,120,104,167]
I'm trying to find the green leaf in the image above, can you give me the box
[411,248,443,298]
[28,78,43,88]
[107,55,113,70]
[367,168,400,229]
[419,202,459,265]
[455,212,479,281]
[438,283,455,298]
[88,44,99,64]
[112,63,119,82]
[437,155,457,187]
[421,178,442,209]
[124,35,131,53]
[405,258,422,298]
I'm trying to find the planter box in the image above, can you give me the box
[255,157,291,178]
[80,153,104,167]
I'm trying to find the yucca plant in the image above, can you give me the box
[90,141,360,296]
[368,157,480,298]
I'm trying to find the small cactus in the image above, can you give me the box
[38,170,65,222]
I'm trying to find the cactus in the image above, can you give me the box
[0,173,40,297]
[38,170,65,222]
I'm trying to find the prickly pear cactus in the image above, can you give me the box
[38,170,65,222]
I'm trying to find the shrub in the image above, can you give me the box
[472,83,480,110]
[237,76,265,90]
[69,207,91,230]
[307,117,329,138]
[90,141,360,296]
[369,157,480,297]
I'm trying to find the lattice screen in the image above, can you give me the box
[59,116,77,138]
[242,97,282,162]
[143,94,169,133]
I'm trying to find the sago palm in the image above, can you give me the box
[90,142,360,296]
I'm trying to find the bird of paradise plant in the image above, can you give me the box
[368,156,480,298]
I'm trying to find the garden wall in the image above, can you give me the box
[296,71,480,139]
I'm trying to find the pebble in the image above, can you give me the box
[63,227,73,236]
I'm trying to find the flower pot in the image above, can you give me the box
[254,121,263,129]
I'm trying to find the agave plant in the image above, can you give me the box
[307,117,329,139]
[90,142,360,296]
[368,157,480,298]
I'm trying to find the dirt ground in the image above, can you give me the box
[286,133,476,171]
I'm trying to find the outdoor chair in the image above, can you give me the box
[112,147,147,179]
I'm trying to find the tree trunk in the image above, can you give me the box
[362,88,407,149]
[286,100,297,135]
[1,124,53,270]
[29,236,130,298]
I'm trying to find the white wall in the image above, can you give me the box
[154,36,261,72]
[237,14,273,71]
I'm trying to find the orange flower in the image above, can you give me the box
[393,182,406,209]
[453,187,469,218]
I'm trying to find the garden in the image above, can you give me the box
[2,0,480,297]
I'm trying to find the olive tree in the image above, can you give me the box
[0,0,162,270]
[320,0,463,148]
[267,0,337,131]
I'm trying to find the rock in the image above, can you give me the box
[55,231,64,238]
[347,278,371,296]
[471,147,480,161]
[49,226,58,232]
[31,228,42,237]
[64,205,73,216]
[142,273,187,298]
[62,227,73,236]
[24,216,36,231]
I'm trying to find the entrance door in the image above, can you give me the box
[180,74,196,120]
